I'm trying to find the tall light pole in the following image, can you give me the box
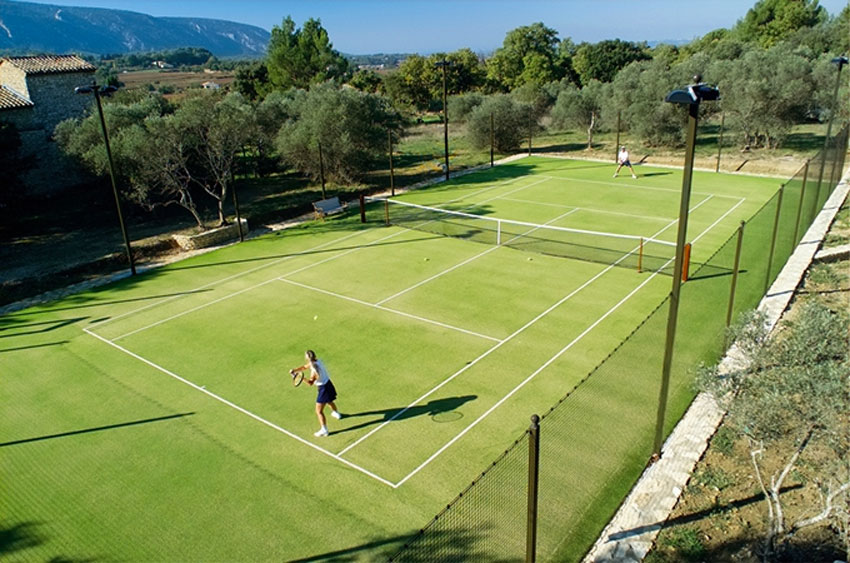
[815,56,848,200]
[75,82,136,276]
[653,75,719,458]
[435,59,450,181]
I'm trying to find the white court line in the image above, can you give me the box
[394,192,739,486]
[691,198,746,244]
[110,228,410,341]
[376,207,579,306]
[90,228,375,329]
[277,278,502,343]
[498,196,673,223]
[375,246,499,306]
[538,174,745,200]
[395,263,665,487]
[438,174,529,205]
[83,327,396,488]
[338,194,711,459]
[439,176,551,208]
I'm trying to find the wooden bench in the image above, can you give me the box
[312,197,347,220]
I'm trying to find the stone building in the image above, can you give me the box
[0,55,96,194]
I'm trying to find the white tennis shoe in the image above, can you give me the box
[314,428,329,437]
[331,411,342,420]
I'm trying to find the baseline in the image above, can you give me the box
[82,327,397,488]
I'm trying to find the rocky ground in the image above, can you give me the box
[646,197,849,562]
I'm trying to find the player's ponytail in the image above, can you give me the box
[305,350,317,363]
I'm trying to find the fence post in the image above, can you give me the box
[384,199,389,226]
[318,141,327,200]
[726,221,745,328]
[715,112,724,173]
[764,186,784,294]
[388,129,395,197]
[615,110,621,162]
[359,194,366,223]
[526,414,540,563]
[490,112,495,167]
[792,160,809,245]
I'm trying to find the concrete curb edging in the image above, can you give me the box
[583,170,850,562]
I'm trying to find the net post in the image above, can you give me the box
[726,221,745,328]
[792,160,809,245]
[526,414,540,563]
[681,243,691,282]
[359,194,366,223]
[384,199,389,226]
[638,237,643,273]
[497,220,502,246]
[764,185,784,294]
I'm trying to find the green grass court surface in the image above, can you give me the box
[1,157,780,561]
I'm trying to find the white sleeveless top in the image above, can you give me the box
[311,359,330,386]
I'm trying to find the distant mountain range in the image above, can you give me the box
[0,0,270,57]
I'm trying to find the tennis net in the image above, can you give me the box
[367,196,679,274]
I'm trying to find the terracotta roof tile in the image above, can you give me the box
[0,86,33,110]
[2,55,96,75]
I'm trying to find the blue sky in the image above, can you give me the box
[17,0,849,54]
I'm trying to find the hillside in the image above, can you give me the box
[0,0,269,57]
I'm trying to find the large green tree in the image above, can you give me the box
[709,44,814,148]
[486,23,570,90]
[734,0,828,47]
[173,92,255,225]
[550,80,609,148]
[266,16,350,91]
[572,39,651,84]
[467,95,536,152]
[275,83,401,183]
[384,49,486,111]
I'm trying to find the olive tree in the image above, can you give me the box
[467,94,536,152]
[699,301,850,560]
[549,80,609,148]
[275,83,402,184]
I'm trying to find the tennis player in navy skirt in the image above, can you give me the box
[290,350,342,437]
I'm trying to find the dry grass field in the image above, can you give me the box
[118,69,236,91]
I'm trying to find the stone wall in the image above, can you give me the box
[0,70,94,195]
[173,219,249,251]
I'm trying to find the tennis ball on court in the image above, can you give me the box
[424,257,429,261]
[527,257,533,261]
[313,315,318,320]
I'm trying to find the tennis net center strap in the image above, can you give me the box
[365,197,680,274]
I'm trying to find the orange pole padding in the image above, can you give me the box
[681,243,692,282]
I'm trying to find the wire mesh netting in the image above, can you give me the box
[368,197,678,275]
[390,432,531,562]
[387,124,848,562]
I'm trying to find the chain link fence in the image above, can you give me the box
[389,123,848,562]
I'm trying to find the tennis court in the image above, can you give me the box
[2,156,780,560]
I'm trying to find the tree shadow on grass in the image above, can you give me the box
[333,395,477,435]
[611,484,804,542]
[0,521,97,562]
[0,316,85,338]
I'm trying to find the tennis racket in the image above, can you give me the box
[290,369,304,387]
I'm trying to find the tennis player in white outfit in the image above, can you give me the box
[290,350,342,437]
[614,146,638,178]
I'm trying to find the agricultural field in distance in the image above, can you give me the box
[118,69,236,91]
